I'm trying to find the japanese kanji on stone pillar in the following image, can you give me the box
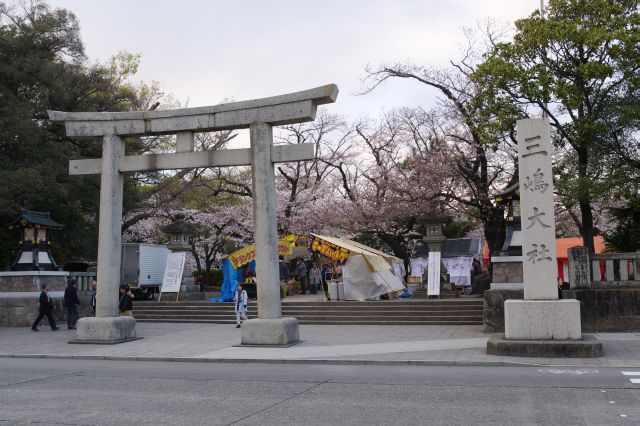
[504,118,582,340]
[49,84,339,345]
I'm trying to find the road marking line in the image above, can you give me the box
[538,368,598,375]
[622,371,640,376]
[630,379,640,384]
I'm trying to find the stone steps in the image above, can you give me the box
[135,314,482,322]
[134,299,483,325]
[136,302,482,311]
[134,309,481,316]
[136,319,481,326]
[141,299,482,306]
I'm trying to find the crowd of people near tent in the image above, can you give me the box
[210,233,494,304]
[281,257,341,296]
[212,234,414,303]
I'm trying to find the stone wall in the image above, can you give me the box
[0,275,67,292]
[483,289,524,332]
[484,288,640,333]
[563,289,640,332]
[0,295,94,327]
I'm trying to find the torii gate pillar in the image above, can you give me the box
[242,122,299,344]
[50,84,338,345]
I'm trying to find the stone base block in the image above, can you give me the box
[491,258,523,284]
[241,317,299,346]
[75,316,137,342]
[487,333,603,358]
[483,289,524,333]
[505,299,581,340]
[490,282,524,290]
[69,336,143,345]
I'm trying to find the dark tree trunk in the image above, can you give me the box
[579,199,596,255]
[483,207,507,255]
[577,148,596,254]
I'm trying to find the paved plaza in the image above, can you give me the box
[2,323,640,368]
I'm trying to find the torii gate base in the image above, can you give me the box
[50,84,338,346]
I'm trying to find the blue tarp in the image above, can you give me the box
[210,259,255,303]
[398,287,411,298]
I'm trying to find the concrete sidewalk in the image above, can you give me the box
[1,323,639,368]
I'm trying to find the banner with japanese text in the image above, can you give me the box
[228,236,295,269]
[308,235,350,263]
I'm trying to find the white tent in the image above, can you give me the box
[309,234,406,300]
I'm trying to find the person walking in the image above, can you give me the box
[297,259,308,295]
[321,264,331,298]
[91,277,97,316]
[63,279,81,329]
[118,284,134,316]
[322,264,330,282]
[31,284,58,331]
[233,284,248,328]
[309,262,322,295]
[278,256,289,300]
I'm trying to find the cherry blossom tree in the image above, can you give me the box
[307,110,455,270]
[274,112,356,234]
[362,26,524,253]
[123,203,253,282]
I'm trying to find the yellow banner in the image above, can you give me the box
[228,237,295,269]
[309,235,350,263]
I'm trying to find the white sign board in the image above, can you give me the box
[427,252,441,296]
[160,252,186,293]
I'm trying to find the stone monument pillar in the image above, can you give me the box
[488,118,602,357]
[568,247,591,289]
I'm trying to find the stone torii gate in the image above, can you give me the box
[49,84,339,345]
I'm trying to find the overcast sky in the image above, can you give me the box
[46,0,537,127]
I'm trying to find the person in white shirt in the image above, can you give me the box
[233,284,248,328]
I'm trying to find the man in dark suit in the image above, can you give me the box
[31,284,59,331]
[91,277,97,316]
[64,279,81,329]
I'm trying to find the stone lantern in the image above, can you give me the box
[162,214,194,252]
[417,216,451,294]
[161,214,202,299]
[7,211,63,271]
[495,182,522,256]
[491,182,524,291]
[1,211,68,326]
[421,217,449,252]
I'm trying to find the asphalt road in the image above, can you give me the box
[0,358,638,425]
